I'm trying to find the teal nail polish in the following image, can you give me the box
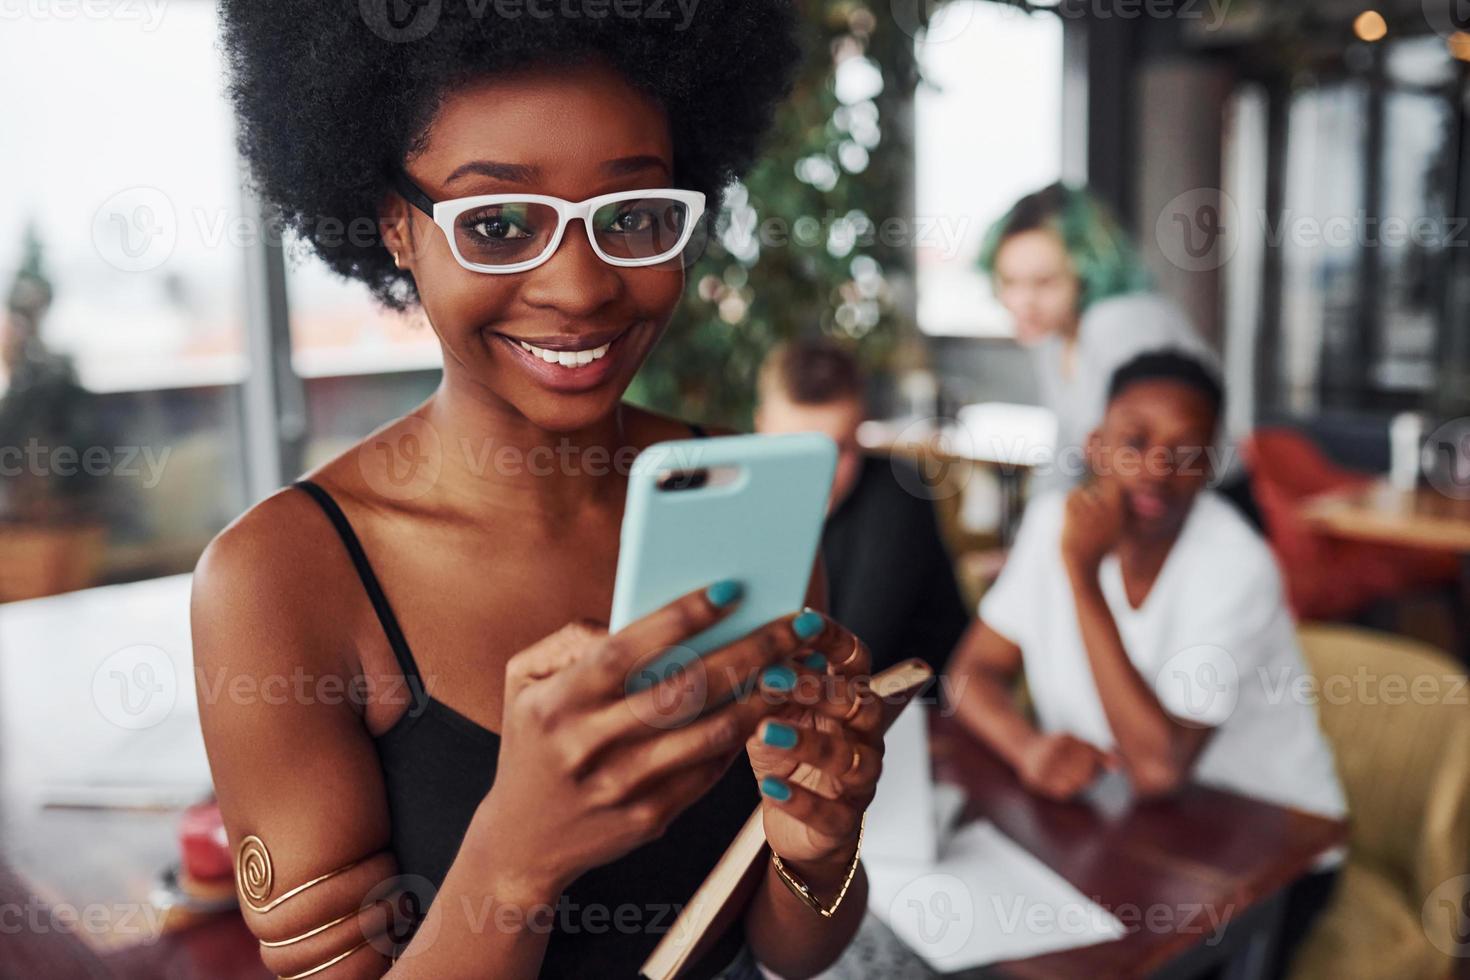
[762,721,798,749]
[760,665,797,691]
[792,610,824,639]
[705,579,743,607]
[760,776,792,801]
[801,652,828,671]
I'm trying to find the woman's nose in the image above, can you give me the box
[518,220,622,316]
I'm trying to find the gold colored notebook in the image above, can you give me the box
[640,659,936,980]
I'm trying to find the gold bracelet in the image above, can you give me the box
[276,937,373,979]
[769,814,865,918]
[258,906,362,948]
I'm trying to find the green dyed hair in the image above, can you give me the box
[977,182,1152,312]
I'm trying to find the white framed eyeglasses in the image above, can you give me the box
[392,169,706,274]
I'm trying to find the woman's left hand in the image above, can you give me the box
[746,611,884,869]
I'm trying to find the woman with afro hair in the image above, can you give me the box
[192,2,885,978]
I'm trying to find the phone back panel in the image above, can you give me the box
[610,433,837,684]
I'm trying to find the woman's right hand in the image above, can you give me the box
[474,581,809,902]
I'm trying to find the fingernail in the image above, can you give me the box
[801,652,828,671]
[706,579,743,607]
[792,610,824,639]
[760,665,797,692]
[760,776,791,801]
[762,721,798,749]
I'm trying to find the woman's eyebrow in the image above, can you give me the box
[442,155,667,186]
[445,160,540,184]
[602,154,670,176]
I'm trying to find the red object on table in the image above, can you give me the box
[1244,428,1459,619]
[179,798,233,882]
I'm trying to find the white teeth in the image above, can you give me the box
[516,338,613,367]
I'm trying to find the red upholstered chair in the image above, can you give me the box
[1243,428,1459,621]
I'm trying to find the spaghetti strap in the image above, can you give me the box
[292,480,427,709]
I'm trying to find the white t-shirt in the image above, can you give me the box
[979,489,1346,820]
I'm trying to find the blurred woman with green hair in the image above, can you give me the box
[979,182,1229,496]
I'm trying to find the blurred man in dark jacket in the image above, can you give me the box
[755,338,970,679]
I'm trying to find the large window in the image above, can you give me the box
[284,250,443,472]
[1278,81,1368,413]
[1373,38,1458,396]
[0,4,461,600]
[913,1,1063,337]
[0,3,250,596]
[1264,33,1467,417]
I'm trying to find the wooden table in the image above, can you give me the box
[0,576,271,980]
[1301,479,1470,553]
[928,714,1347,980]
[1301,479,1470,657]
[0,865,267,980]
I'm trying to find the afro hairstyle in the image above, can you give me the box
[218,0,802,309]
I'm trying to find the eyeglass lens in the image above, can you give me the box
[452,196,691,267]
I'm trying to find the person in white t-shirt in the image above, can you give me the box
[947,350,1345,976]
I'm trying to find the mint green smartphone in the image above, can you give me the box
[611,432,837,691]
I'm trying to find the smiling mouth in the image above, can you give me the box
[497,321,634,369]
[513,337,613,367]
[491,323,640,393]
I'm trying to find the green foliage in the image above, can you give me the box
[626,0,927,430]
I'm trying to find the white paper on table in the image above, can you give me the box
[865,819,1125,973]
[863,704,969,864]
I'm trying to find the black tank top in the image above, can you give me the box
[291,423,760,979]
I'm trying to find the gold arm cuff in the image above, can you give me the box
[769,813,865,919]
[276,937,373,980]
[236,836,385,914]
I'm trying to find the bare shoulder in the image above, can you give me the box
[190,483,361,680]
[192,409,420,630]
